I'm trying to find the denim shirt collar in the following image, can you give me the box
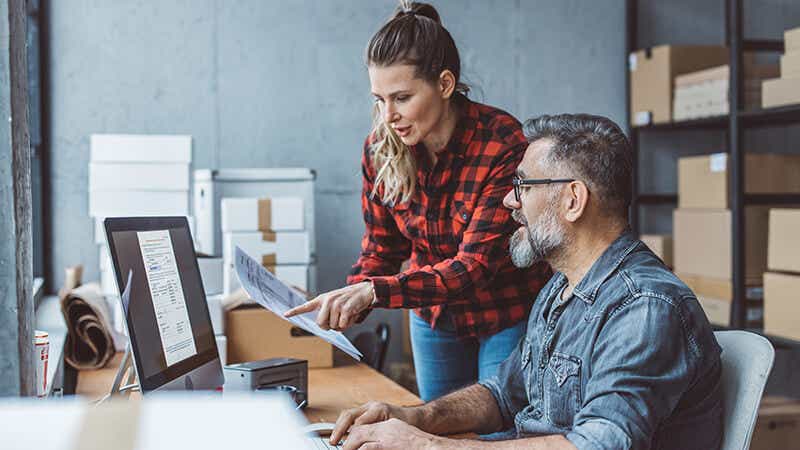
[564,229,640,305]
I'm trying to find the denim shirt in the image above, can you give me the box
[479,231,723,450]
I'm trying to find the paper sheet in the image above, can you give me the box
[234,246,363,361]
[137,230,197,366]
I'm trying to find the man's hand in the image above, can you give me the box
[283,281,374,331]
[330,401,416,445]
[343,418,442,450]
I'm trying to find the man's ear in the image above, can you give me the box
[564,181,589,223]
[439,70,456,99]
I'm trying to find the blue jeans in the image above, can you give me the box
[409,310,527,402]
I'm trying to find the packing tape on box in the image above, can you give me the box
[258,198,272,232]
[262,254,277,266]
[261,231,277,242]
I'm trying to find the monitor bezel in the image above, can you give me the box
[104,216,220,393]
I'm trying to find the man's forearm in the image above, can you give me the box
[408,383,504,435]
[434,434,577,450]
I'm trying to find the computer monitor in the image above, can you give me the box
[104,216,224,393]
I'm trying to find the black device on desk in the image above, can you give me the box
[104,216,225,394]
[223,358,309,408]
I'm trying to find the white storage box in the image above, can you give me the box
[223,231,310,265]
[100,265,118,297]
[197,256,224,295]
[215,335,227,366]
[89,162,190,191]
[223,263,315,295]
[89,190,190,217]
[221,197,304,232]
[207,293,225,335]
[194,169,315,257]
[90,134,191,163]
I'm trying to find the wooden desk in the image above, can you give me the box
[76,353,423,424]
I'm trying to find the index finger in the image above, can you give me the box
[330,406,365,445]
[283,298,320,318]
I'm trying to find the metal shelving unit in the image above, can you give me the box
[627,0,800,330]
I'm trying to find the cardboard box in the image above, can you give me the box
[640,234,673,267]
[696,295,730,326]
[762,77,800,109]
[207,293,225,335]
[224,263,312,295]
[89,162,190,191]
[678,153,800,209]
[198,256,224,295]
[673,207,770,282]
[695,294,763,327]
[89,190,190,217]
[223,231,310,265]
[768,209,800,273]
[751,397,800,450]
[677,272,763,302]
[786,26,800,53]
[221,197,304,232]
[225,306,333,368]
[90,134,191,163]
[764,272,800,341]
[781,52,800,79]
[629,45,729,125]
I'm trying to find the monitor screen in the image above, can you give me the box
[105,217,219,392]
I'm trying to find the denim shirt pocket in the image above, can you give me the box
[544,352,582,428]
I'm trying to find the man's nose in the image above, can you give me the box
[503,189,519,210]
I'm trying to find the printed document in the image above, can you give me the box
[234,246,363,361]
[138,230,197,366]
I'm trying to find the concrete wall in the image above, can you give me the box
[46,0,627,368]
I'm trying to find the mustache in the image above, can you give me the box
[511,209,527,226]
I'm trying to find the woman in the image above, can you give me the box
[286,1,551,401]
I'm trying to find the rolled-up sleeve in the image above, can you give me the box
[566,296,697,450]
[478,336,529,430]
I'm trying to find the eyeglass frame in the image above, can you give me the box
[512,176,576,203]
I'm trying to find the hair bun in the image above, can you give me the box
[394,1,441,24]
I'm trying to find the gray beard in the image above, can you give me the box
[510,206,566,268]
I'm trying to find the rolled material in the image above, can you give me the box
[60,283,116,370]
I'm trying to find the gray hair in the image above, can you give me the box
[523,114,632,218]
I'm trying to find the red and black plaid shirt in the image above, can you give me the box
[347,98,552,338]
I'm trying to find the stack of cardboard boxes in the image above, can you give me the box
[764,209,800,340]
[672,63,778,121]
[192,169,331,367]
[89,134,192,299]
[762,26,800,109]
[221,197,310,294]
[629,45,729,126]
[673,153,800,326]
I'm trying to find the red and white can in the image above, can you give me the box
[34,330,49,397]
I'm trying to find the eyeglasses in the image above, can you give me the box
[512,176,575,203]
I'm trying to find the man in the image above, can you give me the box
[329,114,723,450]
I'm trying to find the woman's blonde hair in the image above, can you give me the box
[366,1,466,205]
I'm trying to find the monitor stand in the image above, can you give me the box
[95,344,139,405]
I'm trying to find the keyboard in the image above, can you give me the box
[306,436,342,449]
